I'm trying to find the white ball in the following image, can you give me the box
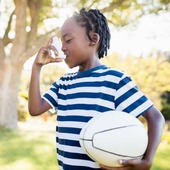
[79,111,148,167]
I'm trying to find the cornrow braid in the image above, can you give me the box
[73,8,111,59]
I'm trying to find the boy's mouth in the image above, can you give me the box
[64,53,69,58]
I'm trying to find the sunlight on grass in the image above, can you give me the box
[0,127,170,170]
[151,131,170,170]
[2,159,35,170]
[152,143,170,170]
[0,129,59,170]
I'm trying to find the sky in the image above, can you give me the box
[109,12,170,57]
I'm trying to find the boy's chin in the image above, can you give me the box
[66,63,79,71]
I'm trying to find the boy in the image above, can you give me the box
[28,8,165,170]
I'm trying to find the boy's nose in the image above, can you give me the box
[61,44,67,53]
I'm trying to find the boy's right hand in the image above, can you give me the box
[34,42,62,66]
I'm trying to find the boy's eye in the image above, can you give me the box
[65,37,73,43]
[66,39,72,43]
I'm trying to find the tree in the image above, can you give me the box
[0,0,54,129]
[66,0,170,26]
[161,91,170,120]
[0,0,170,129]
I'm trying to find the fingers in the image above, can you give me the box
[100,164,125,170]
[35,45,62,66]
[50,46,59,57]
[119,159,140,166]
[35,36,63,66]
[99,159,138,170]
[48,36,59,54]
[48,37,53,45]
[100,159,149,170]
[41,45,59,58]
[52,57,63,62]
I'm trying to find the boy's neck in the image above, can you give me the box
[79,57,101,72]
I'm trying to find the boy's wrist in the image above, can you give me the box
[32,62,43,73]
[142,154,153,168]
[32,62,43,69]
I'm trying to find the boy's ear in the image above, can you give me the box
[89,33,100,46]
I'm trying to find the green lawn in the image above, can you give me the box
[0,129,59,170]
[0,127,170,170]
[151,131,170,170]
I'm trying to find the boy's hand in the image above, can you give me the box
[100,159,152,170]
[34,38,62,66]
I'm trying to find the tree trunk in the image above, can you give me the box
[0,59,22,129]
[0,0,55,129]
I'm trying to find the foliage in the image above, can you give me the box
[18,92,29,122]
[18,71,30,122]
[18,104,29,122]
[66,0,170,26]
[161,106,170,120]
[161,91,170,120]
[40,63,66,93]
[162,131,170,144]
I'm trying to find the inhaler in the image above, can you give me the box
[50,36,65,59]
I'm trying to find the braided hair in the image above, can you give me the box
[73,8,111,59]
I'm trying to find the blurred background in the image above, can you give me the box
[0,0,170,169]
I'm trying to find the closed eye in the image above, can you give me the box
[66,39,72,43]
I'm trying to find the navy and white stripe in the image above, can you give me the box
[42,65,153,170]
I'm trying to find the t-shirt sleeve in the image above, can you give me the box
[42,81,59,110]
[114,72,153,117]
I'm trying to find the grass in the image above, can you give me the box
[0,128,59,170]
[151,131,170,170]
[0,125,170,170]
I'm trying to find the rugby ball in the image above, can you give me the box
[79,111,148,167]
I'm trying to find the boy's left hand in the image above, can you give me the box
[100,159,152,170]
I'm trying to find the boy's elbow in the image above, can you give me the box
[144,106,165,127]
[28,110,38,116]
[28,106,41,116]
[28,100,50,116]
[29,111,38,116]
[153,106,165,128]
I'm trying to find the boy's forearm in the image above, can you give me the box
[28,64,43,116]
[143,107,165,164]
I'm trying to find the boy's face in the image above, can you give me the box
[61,17,96,69]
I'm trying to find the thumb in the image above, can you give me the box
[119,159,140,166]
[51,57,63,63]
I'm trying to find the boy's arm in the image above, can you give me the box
[141,106,165,167]
[28,63,51,116]
[28,44,62,116]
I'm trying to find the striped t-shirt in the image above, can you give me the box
[42,65,153,170]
